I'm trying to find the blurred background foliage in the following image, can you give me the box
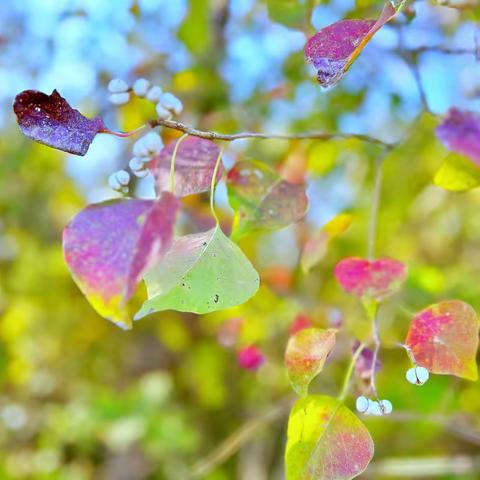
[1,0,480,478]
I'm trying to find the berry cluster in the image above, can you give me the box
[355,396,393,416]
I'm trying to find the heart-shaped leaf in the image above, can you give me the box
[135,225,260,318]
[13,89,106,156]
[334,257,407,302]
[405,300,479,380]
[434,153,480,192]
[151,137,222,197]
[436,108,480,167]
[305,2,396,87]
[227,160,308,240]
[63,194,179,329]
[286,395,374,480]
[285,328,336,396]
[301,213,352,274]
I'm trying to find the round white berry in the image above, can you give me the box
[366,400,382,416]
[160,92,183,115]
[146,85,163,103]
[355,396,369,414]
[129,157,146,171]
[415,366,429,385]
[380,399,392,415]
[132,78,150,97]
[115,170,130,186]
[133,138,149,158]
[132,168,149,179]
[155,102,173,120]
[108,78,129,93]
[142,131,163,154]
[108,173,122,191]
[406,367,418,384]
[109,92,130,105]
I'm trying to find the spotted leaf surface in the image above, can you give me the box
[286,395,374,480]
[135,225,260,318]
[152,137,222,197]
[285,328,336,396]
[63,194,179,329]
[436,108,480,167]
[305,2,395,87]
[334,257,407,302]
[227,160,308,240]
[13,89,106,156]
[405,300,479,380]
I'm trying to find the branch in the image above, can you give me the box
[408,46,475,56]
[149,118,394,149]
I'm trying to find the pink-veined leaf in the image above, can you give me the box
[63,193,179,329]
[13,89,107,156]
[285,328,336,396]
[305,2,396,87]
[151,136,222,197]
[436,108,480,167]
[405,300,479,381]
[286,395,374,480]
[334,257,407,302]
[226,159,308,240]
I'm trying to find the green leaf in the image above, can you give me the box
[286,396,374,480]
[135,226,260,319]
[267,0,310,29]
[178,0,211,55]
[434,153,480,192]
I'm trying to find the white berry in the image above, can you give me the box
[108,92,130,105]
[132,78,150,97]
[115,170,130,186]
[129,157,146,171]
[160,92,183,115]
[108,78,129,93]
[146,85,163,103]
[406,367,417,384]
[155,102,173,120]
[356,396,369,414]
[132,168,149,179]
[133,138,149,158]
[415,366,429,384]
[379,399,392,415]
[108,173,122,191]
[366,401,382,416]
[142,131,163,154]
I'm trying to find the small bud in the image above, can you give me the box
[133,138,149,158]
[142,131,163,154]
[160,92,183,115]
[108,78,129,93]
[115,170,130,186]
[146,85,163,103]
[355,396,369,414]
[132,78,150,97]
[155,102,173,120]
[108,173,122,191]
[379,399,392,415]
[109,92,130,105]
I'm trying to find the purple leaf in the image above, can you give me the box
[305,2,395,87]
[13,89,107,156]
[63,193,179,329]
[436,108,480,167]
[151,136,222,197]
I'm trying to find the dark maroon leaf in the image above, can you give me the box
[13,89,106,156]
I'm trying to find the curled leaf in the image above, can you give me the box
[286,395,374,480]
[285,328,336,396]
[334,257,407,302]
[135,225,260,318]
[63,194,179,329]
[305,2,396,87]
[405,300,479,381]
[13,89,106,156]
[151,137,222,197]
[227,160,308,240]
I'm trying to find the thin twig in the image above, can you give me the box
[338,342,366,402]
[369,307,381,401]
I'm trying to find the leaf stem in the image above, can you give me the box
[209,145,225,224]
[369,305,381,400]
[169,133,189,194]
[101,125,147,137]
[338,342,366,402]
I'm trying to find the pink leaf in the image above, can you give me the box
[13,89,106,156]
[151,137,222,197]
[285,328,336,396]
[305,2,396,87]
[63,193,179,329]
[436,108,480,167]
[334,257,407,302]
[405,300,479,381]
[238,345,264,371]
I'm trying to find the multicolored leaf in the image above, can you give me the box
[405,300,479,381]
[63,194,179,329]
[334,257,407,302]
[434,152,480,191]
[286,395,374,480]
[151,137,222,197]
[13,89,106,156]
[227,160,308,240]
[285,328,336,396]
[304,2,396,87]
[135,225,260,318]
[436,108,480,166]
[301,213,352,273]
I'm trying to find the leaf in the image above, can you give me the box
[304,2,396,87]
[434,153,480,192]
[285,328,336,396]
[13,89,106,156]
[152,137,222,197]
[352,340,382,380]
[286,395,374,480]
[267,0,309,29]
[334,256,407,302]
[436,108,480,167]
[301,214,352,273]
[227,160,308,240]
[135,225,260,318]
[405,300,479,381]
[63,194,179,329]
